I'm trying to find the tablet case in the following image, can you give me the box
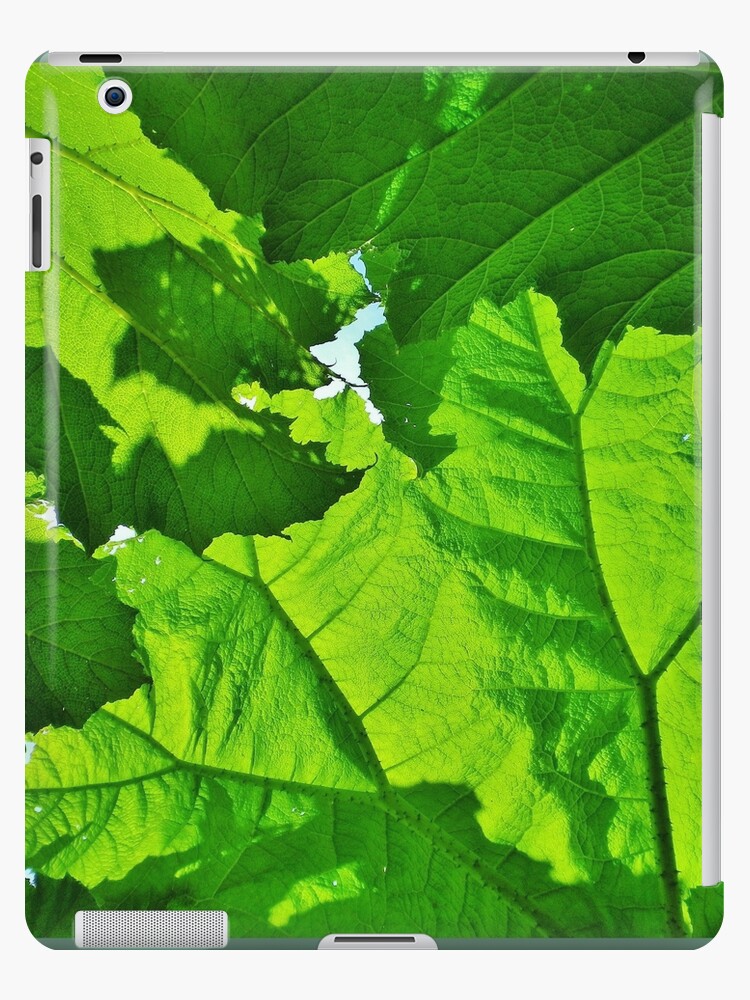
[25,53,723,948]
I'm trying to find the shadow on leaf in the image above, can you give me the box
[27,342,362,553]
[79,778,673,940]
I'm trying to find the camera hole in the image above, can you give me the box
[97,79,133,115]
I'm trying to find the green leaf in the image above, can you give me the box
[25,341,363,553]
[25,471,46,501]
[581,328,701,672]
[266,387,383,472]
[685,883,724,940]
[26,872,96,940]
[25,64,369,551]
[26,66,367,362]
[25,497,141,731]
[357,322,458,472]
[656,629,702,891]
[126,66,718,371]
[27,291,702,938]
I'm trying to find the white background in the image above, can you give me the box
[1,2,746,997]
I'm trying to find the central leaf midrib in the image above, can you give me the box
[212,547,564,936]
[30,704,558,936]
[523,291,688,935]
[32,519,564,936]
[573,412,687,934]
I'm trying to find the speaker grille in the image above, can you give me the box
[74,910,228,949]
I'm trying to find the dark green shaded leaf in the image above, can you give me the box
[128,66,719,370]
[25,873,95,940]
[25,500,141,731]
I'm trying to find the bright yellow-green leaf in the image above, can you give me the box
[27,291,703,938]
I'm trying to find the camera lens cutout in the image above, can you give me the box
[97,78,133,115]
[628,52,646,64]
[30,151,44,165]
[104,86,125,107]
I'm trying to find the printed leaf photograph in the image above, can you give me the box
[25,58,722,943]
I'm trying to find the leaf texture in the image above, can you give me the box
[27,59,718,941]
[27,290,706,938]
[25,65,369,551]
[25,498,141,731]
[125,66,718,371]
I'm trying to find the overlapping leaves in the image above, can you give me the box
[126,64,717,371]
[25,65,369,552]
[26,62,716,941]
[25,475,141,731]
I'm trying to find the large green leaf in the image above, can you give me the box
[25,495,141,732]
[27,291,703,938]
[126,66,718,371]
[25,64,369,551]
